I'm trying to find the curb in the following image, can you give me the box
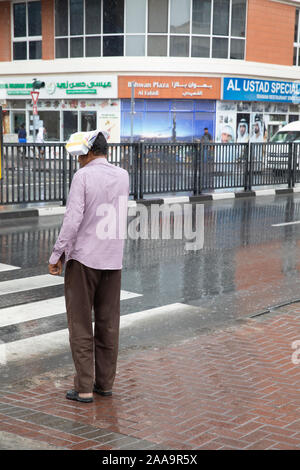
[0,188,298,220]
[0,209,39,220]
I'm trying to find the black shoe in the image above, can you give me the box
[93,384,112,396]
[66,389,93,403]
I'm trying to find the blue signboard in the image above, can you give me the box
[223,77,300,103]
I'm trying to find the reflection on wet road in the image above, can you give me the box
[1,195,300,322]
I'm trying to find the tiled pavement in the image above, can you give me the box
[2,303,300,450]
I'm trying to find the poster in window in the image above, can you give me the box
[249,113,267,143]
[216,111,236,143]
[98,99,120,143]
[236,113,250,143]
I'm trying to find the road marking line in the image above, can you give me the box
[120,290,142,301]
[272,221,300,227]
[0,290,142,327]
[0,263,20,272]
[0,297,66,327]
[120,303,196,328]
[0,275,64,296]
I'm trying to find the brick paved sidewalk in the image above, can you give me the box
[2,303,300,450]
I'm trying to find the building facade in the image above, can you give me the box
[0,0,300,143]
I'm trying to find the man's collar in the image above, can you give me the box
[86,157,109,166]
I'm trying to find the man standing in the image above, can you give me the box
[18,123,27,143]
[18,123,27,157]
[200,127,213,164]
[200,127,213,144]
[48,131,129,403]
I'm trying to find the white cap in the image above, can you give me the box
[65,130,109,156]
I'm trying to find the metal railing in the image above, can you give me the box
[0,143,67,206]
[1,141,300,205]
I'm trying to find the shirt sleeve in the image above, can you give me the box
[49,171,85,265]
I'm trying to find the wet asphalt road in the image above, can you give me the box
[1,194,300,315]
[1,194,300,385]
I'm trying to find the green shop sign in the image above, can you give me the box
[57,81,112,90]
[7,90,31,95]
[0,83,33,89]
[0,83,32,95]
[0,80,112,95]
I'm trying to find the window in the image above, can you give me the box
[170,36,189,57]
[192,0,211,35]
[192,0,246,59]
[126,36,145,56]
[213,0,230,36]
[13,1,42,60]
[231,0,246,37]
[126,0,146,33]
[121,99,216,143]
[148,36,168,56]
[294,9,300,66]
[54,0,247,59]
[103,0,124,34]
[81,111,97,131]
[170,0,190,34]
[55,0,124,57]
[148,0,168,33]
[70,0,83,36]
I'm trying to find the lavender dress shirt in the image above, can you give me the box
[49,158,129,270]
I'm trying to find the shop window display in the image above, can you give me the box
[216,101,300,143]
[12,112,26,134]
[2,99,119,142]
[121,99,216,143]
[32,111,60,141]
[81,111,97,131]
[63,111,78,141]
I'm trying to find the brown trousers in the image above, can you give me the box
[64,259,121,393]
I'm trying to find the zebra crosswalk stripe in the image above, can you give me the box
[0,268,145,365]
[1,303,197,364]
[0,290,142,328]
[0,263,20,272]
[0,274,64,296]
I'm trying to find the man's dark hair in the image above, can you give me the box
[204,127,208,131]
[91,132,108,156]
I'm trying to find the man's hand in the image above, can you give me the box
[48,260,63,276]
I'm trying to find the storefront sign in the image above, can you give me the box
[0,75,117,99]
[223,77,300,103]
[118,76,221,99]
